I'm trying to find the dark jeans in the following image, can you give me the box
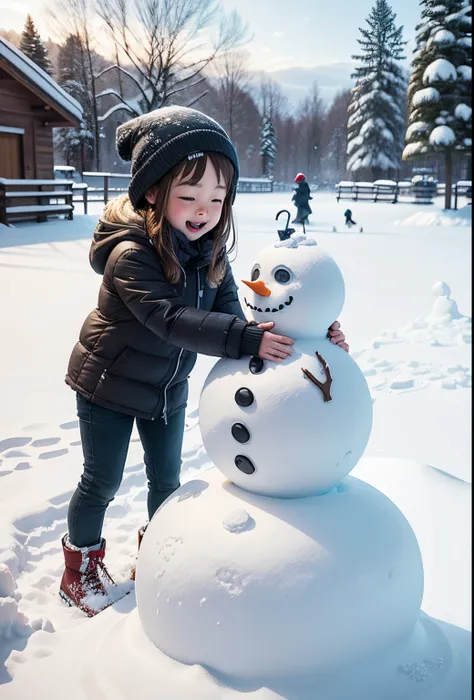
[68,393,185,548]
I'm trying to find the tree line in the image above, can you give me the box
[2,0,471,208]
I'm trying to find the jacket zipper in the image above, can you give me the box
[161,263,196,425]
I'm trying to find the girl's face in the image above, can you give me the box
[164,158,227,241]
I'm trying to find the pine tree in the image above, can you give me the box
[20,15,53,76]
[54,35,94,172]
[403,1,472,208]
[347,0,407,180]
[260,116,277,178]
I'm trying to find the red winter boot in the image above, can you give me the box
[130,524,147,581]
[59,535,118,617]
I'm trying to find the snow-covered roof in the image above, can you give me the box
[0,37,82,125]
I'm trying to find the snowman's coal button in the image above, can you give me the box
[231,423,250,444]
[234,455,255,474]
[235,388,254,407]
[249,356,264,374]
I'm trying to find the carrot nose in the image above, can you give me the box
[242,279,272,296]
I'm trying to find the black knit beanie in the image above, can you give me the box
[116,106,240,208]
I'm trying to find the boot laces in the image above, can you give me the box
[84,555,114,593]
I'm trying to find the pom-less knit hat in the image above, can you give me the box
[294,173,306,183]
[116,106,240,208]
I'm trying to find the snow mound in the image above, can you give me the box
[394,206,472,228]
[0,563,30,641]
[274,235,317,248]
[135,469,423,677]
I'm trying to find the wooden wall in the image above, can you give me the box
[0,67,54,180]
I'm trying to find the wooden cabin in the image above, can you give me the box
[0,37,82,180]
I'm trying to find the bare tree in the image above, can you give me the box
[320,89,351,185]
[296,82,326,183]
[93,0,249,119]
[258,75,288,121]
[47,0,107,170]
[212,50,249,140]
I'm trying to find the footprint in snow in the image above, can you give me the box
[59,420,79,430]
[14,462,32,471]
[31,437,61,448]
[38,449,69,460]
[0,436,32,453]
[2,449,31,458]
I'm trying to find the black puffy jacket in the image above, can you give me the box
[66,217,263,422]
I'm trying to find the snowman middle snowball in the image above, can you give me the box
[199,238,373,498]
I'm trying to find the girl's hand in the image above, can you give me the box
[327,321,349,353]
[256,321,294,362]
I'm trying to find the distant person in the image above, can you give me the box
[291,173,312,225]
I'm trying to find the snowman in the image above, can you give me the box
[133,235,435,686]
[199,234,373,497]
[127,236,470,698]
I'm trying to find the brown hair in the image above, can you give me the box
[142,152,236,288]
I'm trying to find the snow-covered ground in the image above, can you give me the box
[0,192,471,697]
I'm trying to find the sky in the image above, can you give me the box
[1,0,422,72]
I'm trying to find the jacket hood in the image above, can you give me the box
[89,194,214,274]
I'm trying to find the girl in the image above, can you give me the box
[59,106,348,616]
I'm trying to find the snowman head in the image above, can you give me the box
[241,236,345,338]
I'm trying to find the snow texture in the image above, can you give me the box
[457,65,472,80]
[222,509,254,534]
[429,125,456,146]
[423,59,457,84]
[0,192,471,699]
[432,29,456,44]
[406,121,429,140]
[455,103,472,121]
[412,87,441,107]
[136,469,423,676]
[274,234,318,248]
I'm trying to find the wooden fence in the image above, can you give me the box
[335,180,471,209]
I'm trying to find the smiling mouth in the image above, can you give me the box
[186,221,207,232]
[244,295,294,313]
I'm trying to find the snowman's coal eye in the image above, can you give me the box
[251,267,260,281]
[274,268,291,284]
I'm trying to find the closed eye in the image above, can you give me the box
[179,197,195,201]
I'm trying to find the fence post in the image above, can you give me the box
[0,183,7,226]
[104,175,109,204]
[83,184,88,215]
[454,183,458,211]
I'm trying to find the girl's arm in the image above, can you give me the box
[111,247,257,359]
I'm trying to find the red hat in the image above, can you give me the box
[294,173,306,183]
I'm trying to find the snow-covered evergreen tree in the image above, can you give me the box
[347,0,407,180]
[403,0,472,208]
[20,15,53,76]
[260,116,277,178]
[54,35,94,172]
